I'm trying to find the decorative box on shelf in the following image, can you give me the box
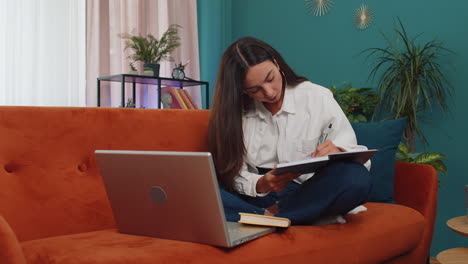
[97,74,210,109]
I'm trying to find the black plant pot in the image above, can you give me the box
[143,63,160,77]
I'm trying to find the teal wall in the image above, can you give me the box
[197,0,232,108]
[198,0,468,257]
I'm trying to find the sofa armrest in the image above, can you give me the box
[0,215,26,264]
[393,162,438,263]
[394,162,438,220]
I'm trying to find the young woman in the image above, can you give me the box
[208,37,372,225]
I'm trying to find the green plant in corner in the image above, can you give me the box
[364,17,453,152]
[396,142,447,175]
[329,82,379,122]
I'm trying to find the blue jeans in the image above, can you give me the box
[219,161,372,225]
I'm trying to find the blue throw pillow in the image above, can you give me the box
[351,118,406,202]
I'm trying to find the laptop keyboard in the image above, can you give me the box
[227,227,243,237]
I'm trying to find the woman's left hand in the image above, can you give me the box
[312,140,342,157]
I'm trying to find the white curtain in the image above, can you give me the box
[0,0,86,106]
[86,0,201,108]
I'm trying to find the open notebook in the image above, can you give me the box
[274,149,378,175]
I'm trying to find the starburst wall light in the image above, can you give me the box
[305,0,334,16]
[354,4,374,30]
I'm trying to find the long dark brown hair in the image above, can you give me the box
[208,37,307,191]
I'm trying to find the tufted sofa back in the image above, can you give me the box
[0,107,210,242]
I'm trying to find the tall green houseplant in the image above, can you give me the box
[364,18,453,152]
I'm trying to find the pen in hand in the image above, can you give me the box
[323,123,332,142]
[317,123,332,147]
[313,123,333,157]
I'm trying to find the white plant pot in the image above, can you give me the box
[143,70,153,76]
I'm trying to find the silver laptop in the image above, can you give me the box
[95,150,275,247]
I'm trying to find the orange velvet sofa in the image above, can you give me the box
[0,106,438,264]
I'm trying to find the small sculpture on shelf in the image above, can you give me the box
[121,98,135,108]
[161,93,173,109]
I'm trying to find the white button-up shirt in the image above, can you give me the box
[234,81,370,197]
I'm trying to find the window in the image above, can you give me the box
[0,0,86,106]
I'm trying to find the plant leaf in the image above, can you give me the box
[428,160,447,174]
[413,152,446,164]
[356,114,367,122]
[397,142,409,159]
[396,155,413,163]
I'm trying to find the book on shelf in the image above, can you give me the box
[161,87,187,109]
[238,213,291,228]
[178,89,195,109]
[174,89,189,109]
[179,89,199,109]
[274,149,378,175]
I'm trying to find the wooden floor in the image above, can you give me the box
[430,257,440,264]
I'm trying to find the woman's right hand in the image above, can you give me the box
[256,169,300,193]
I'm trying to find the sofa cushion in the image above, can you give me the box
[21,203,423,264]
[351,118,406,202]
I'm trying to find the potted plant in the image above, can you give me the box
[120,24,181,77]
[329,82,379,122]
[363,18,453,152]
